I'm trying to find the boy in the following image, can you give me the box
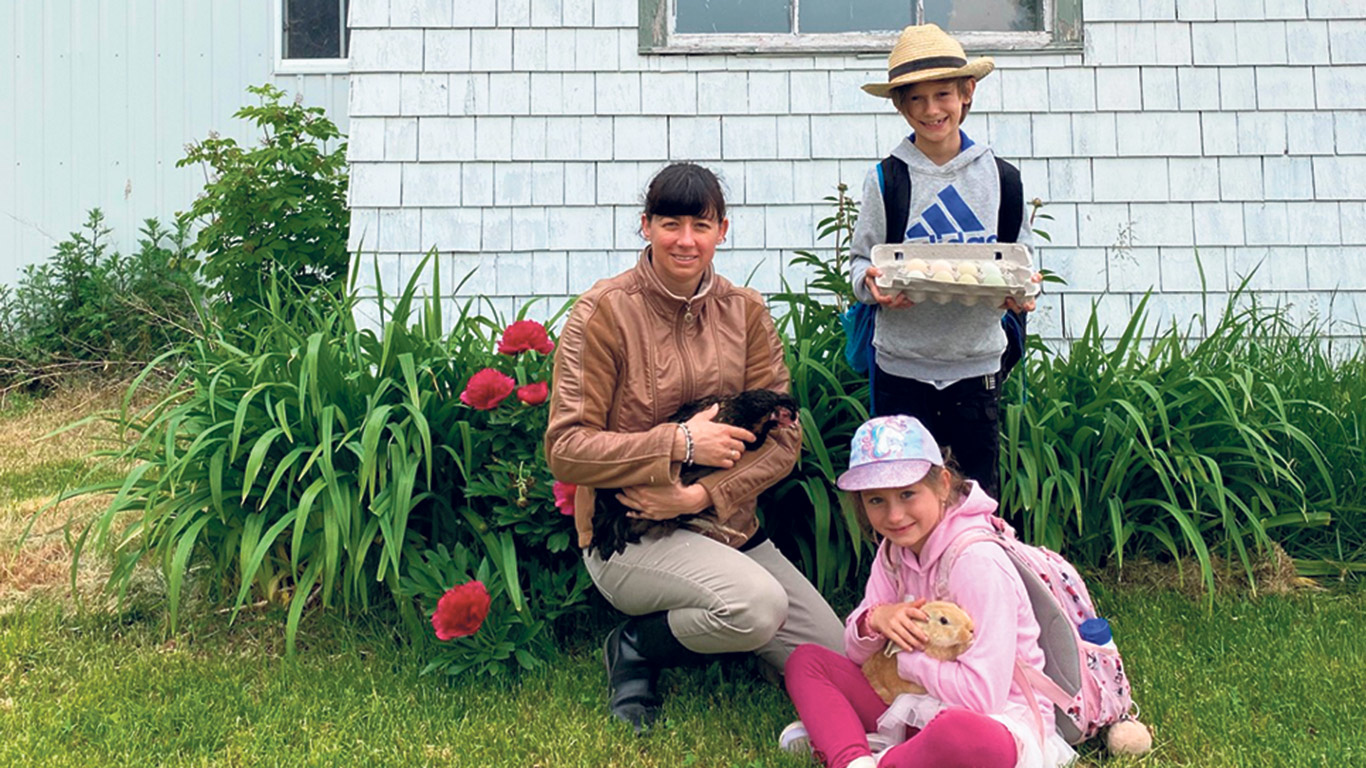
[849,24,1037,498]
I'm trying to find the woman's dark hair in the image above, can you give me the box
[643,163,727,222]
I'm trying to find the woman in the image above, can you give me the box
[545,163,844,732]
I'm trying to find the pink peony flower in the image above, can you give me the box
[553,481,577,517]
[497,320,555,356]
[516,381,549,406]
[460,368,516,410]
[432,581,492,641]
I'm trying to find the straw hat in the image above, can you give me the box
[862,24,995,98]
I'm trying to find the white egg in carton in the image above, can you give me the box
[871,243,1040,307]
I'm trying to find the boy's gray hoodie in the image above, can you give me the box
[850,133,1034,385]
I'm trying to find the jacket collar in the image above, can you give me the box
[635,246,715,320]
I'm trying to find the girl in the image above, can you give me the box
[782,415,1074,768]
[545,163,843,733]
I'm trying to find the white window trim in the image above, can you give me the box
[642,0,1077,55]
[273,0,350,75]
[656,30,1054,55]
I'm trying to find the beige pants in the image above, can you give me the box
[584,529,845,670]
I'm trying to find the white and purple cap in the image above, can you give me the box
[836,415,945,492]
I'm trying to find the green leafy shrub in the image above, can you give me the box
[775,188,1363,593]
[766,183,873,595]
[177,84,349,325]
[46,177,1366,680]
[997,286,1364,591]
[49,257,587,675]
[0,209,200,387]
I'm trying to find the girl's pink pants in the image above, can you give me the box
[785,644,1018,768]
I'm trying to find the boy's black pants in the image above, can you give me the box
[872,365,1001,499]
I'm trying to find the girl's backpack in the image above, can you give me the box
[932,516,1139,746]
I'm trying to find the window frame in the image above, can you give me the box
[273,0,350,75]
[638,0,1081,55]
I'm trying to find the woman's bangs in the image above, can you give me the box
[649,175,722,221]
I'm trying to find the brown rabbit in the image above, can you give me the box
[862,601,975,705]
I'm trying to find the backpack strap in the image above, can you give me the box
[993,156,1024,244]
[994,156,1028,382]
[880,154,1022,243]
[940,526,1088,746]
[868,156,910,412]
[879,155,911,245]
[932,528,998,600]
[881,539,904,597]
[1013,659,1050,750]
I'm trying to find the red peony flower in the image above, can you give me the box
[498,320,555,356]
[516,381,549,406]
[432,580,492,641]
[460,368,516,410]
[553,481,577,517]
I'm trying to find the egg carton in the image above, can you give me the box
[871,243,1040,307]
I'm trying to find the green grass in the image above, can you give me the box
[0,460,121,507]
[1089,584,1366,766]
[1,586,1363,767]
[0,601,805,768]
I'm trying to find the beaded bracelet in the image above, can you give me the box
[676,423,695,465]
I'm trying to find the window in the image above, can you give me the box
[640,0,1080,54]
[275,0,351,74]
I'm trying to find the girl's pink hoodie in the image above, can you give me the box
[844,483,1053,728]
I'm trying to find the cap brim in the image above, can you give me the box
[862,57,995,98]
[837,459,933,492]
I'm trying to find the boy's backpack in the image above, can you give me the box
[842,154,1029,381]
[932,516,1138,746]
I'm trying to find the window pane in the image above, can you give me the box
[676,0,791,33]
[801,0,912,34]
[284,0,346,59]
[924,0,1044,32]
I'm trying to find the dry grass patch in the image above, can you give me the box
[0,382,130,482]
[0,494,114,602]
[0,381,148,603]
[1098,541,1322,598]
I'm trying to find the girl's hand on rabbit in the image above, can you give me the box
[869,598,930,652]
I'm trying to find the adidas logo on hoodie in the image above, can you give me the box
[904,185,998,244]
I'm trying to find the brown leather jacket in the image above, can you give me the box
[545,249,802,549]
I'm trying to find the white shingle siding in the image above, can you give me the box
[350,74,402,116]
[389,0,451,28]
[350,0,390,28]
[346,2,1366,340]
[348,118,386,162]
[1263,155,1316,199]
[1169,157,1222,200]
[1217,66,1258,109]
[1140,67,1181,109]
[1285,20,1332,62]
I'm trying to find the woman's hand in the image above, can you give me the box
[618,482,710,521]
[864,267,915,309]
[682,404,757,469]
[868,599,930,652]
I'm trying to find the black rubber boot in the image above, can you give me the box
[603,612,704,733]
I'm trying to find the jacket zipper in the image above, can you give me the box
[677,300,695,404]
